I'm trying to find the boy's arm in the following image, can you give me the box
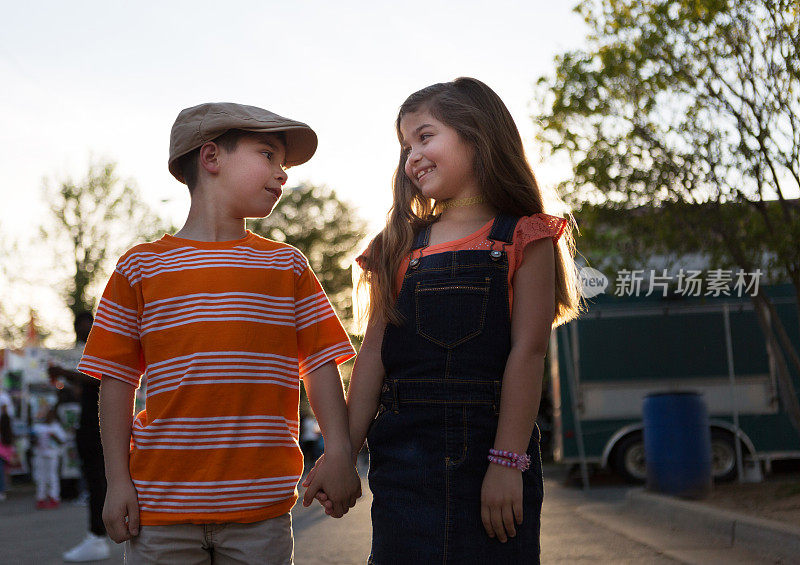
[99,377,140,543]
[301,361,361,517]
[302,315,386,512]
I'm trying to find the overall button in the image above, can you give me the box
[490,250,503,260]
[409,257,420,268]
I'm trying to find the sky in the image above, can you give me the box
[0,1,588,344]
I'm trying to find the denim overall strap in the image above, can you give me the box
[411,214,514,252]
[411,224,431,250]
[486,213,517,244]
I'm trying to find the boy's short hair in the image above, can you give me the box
[177,130,287,192]
[168,102,317,185]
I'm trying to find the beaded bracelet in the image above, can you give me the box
[488,449,531,472]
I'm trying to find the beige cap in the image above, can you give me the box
[168,102,318,182]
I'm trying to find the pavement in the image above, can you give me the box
[2,464,799,563]
[622,488,800,564]
[0,476,372,565]
[556,464,799,564]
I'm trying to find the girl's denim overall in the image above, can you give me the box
[367,215,544,564]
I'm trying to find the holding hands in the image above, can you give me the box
[301,449,361,518]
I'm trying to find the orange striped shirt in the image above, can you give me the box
[78,231,355,525]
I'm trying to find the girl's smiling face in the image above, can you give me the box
[400,110,481,201]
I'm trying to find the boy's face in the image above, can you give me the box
[217,133,288,218]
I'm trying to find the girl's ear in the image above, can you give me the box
[199,142,222,175]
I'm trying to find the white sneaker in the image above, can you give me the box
[62,533,111,562]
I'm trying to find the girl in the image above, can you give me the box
[308,77,581,563]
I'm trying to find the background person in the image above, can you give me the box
[32,406,67,509]
[0,403,17,501]
[50,312,111,562]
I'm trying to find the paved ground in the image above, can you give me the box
[0,477,372,565]
[0,465,783,564]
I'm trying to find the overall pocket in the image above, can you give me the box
[415,277,490,348]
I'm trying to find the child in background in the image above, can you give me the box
[300,412,323,467]
[32,407,67,509]
[0,402,17,501]
[307,77,582,563]
[78,102,360,564]
[50,312,112,562]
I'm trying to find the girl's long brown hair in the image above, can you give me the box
[361,77,582,327]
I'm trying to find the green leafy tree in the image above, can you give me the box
[0,227,54,347]
[536,0,800,431]
[0,232,26,346]
[41,159,171,323]
[0,309,25,347]
[249,182,368,327]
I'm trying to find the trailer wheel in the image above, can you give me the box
[614,433,647,483]
[710,430,738,482]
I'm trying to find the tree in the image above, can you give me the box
[536,0,800,431]
[41,159,171,322]
[249,182,368,328]
[0,233,27,346]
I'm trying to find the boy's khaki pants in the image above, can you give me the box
[125,512,293,564]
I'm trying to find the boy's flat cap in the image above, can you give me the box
[168,102,318,182]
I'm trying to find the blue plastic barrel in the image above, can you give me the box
[642,391,712,498]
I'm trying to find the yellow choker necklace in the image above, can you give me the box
[437,195,485,211]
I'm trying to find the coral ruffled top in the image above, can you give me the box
[359,213,567,310]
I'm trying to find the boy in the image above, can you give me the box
[77,102,361,564]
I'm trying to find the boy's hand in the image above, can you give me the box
[480,463,523,543]
[103,479,140,543]
[302,449,361,517]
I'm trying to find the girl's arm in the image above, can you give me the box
[346,314,387,460]
[481,237,555,543]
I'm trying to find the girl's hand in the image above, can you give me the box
[301,453,323,489]
[302,454,334,514]
[480,463,523,543]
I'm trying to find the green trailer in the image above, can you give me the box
[550,283,800,482]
